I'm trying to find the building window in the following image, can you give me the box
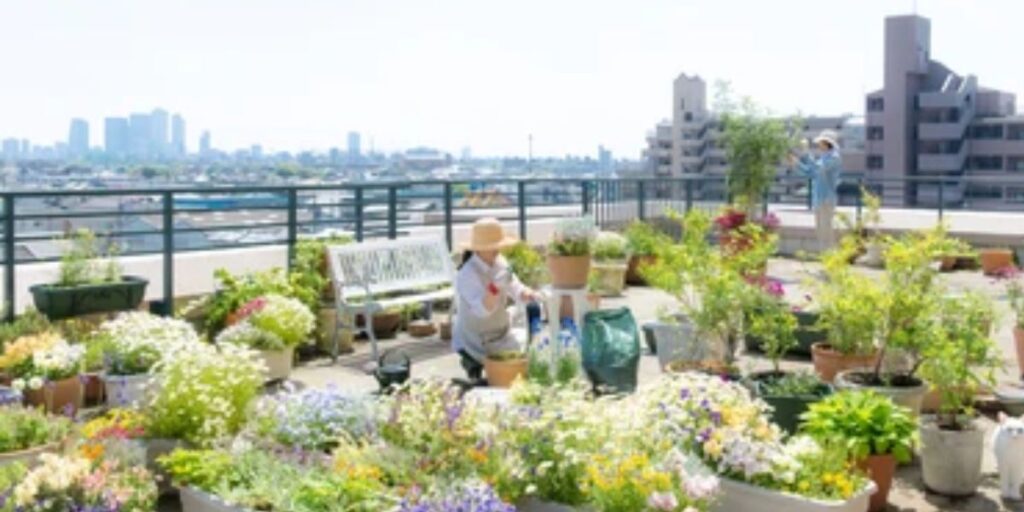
[867,126,884,141]
[969,156,1003,171]
[970,125,1004,139]
[867,155,884,170]
[684,112,693,122]
[868,98,884,112]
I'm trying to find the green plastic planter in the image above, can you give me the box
[745,310,825,358]
[747,371,833,434]
[29,276,148,320]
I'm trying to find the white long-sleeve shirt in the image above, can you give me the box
[451,254,526,361]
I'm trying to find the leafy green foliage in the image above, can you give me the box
[759,371,827,397]
[0,309,50,351]
[746,290,798,373]
[801,391,917,463]
[623,221,670,257]
[811,254,885,356]
[502,242,547,289]
[591,231,629,262]
[0,406,71,453]
[550,217,596,257]
[56,228,123,286]
[204,268,297,335]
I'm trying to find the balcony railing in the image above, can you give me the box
[3,174,1024,320]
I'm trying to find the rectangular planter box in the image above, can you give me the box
[30,276,148,320]
[713,478,875,512]
[180,487,247,512]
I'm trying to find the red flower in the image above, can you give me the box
[232,296,269,324]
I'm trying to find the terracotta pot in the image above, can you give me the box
[979,249,1013,275]
[858,454,896,512]
[82,373,104,405]
[939,256,957,272]
[547,255,590,288]
[1015,327,1024,380]
[484,356,528,388]
[626,255,657,285]
[408,320,437,338]
[356,311,402,339]
[23,376,83,415]
[810,343,878,383]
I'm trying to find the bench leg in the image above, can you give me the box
[364,305,379,374]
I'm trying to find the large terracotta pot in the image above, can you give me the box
[82,372,104,406]
[979,248,1013,275]
[547,255,590,289]
[810,343,878,383]
[23,376,83,415]
[858,454,896,512]
[484,356,528,388]
[626,255,657,285]
[1015,326,1024,379]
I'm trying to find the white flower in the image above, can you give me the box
[11,378,25,391]
[27,377,44,390]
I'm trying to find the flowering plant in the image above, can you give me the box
[215,321,286,351]
[592,231,630,263]
[397,480,515,512]
[7,336,84,390]
[0,405,71,453]
[145,342,265,446]
[237,294,316,348]
[713,209,780,233]
[99,312,201,375]
[11,452,157,512]
[0,332,61,374]
[251,383,375,451]
[550,216,597,257]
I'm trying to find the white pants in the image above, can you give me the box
[814,202,836,253]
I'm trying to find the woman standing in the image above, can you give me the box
[453,218,541,384]
[792,129,843,253]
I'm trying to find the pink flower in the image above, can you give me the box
[647,492,679,511]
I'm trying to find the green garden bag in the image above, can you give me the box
[581,307,640,394]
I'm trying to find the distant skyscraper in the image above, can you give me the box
[347,131,361,162]
[104,117,130,157]
[20,139,29,156]
[199,130,211,157]
[329,147,340,164]
[150,108,169,156]
[68,118,89,157]
[598,145,612,170]
[171,114,186,157]
[129,113,151,157]
[461,146,472,161]
[251,144,262,159]
[2,138,19,160]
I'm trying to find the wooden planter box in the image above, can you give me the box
[30,276,148,320]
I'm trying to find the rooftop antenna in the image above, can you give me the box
[528,133,533,174]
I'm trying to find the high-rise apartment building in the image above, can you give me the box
[347,131,361,162]
[68,118,89,157]
[865,15,1021,209]
[150,108,169,156]
[2,138,19,161]
[199,130,211,157]
[129,113,151,158]
[20,140,29,156]
[104,117,130,157]
[171,114,186,157]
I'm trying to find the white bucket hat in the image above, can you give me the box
[813,130,840,150]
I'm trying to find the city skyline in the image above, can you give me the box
[2,0,1023,157]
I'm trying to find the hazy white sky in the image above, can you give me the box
[1,0,1020,158]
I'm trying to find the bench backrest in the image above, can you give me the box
[327,237,454,303]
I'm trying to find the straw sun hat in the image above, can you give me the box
[812,129,840,150]
[464,217,517,252]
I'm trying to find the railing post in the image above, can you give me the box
[444,183,454,250]
[581,181,591,215]
[937,180,944,221]
[3,194,14,322]
[387,186,398,240]
[637,181,646,221]
[354,187,364,243]
[161,191,174,317]
[855,177,864,225]
[517,181,527,240]
[685,179,694,212]
[286,189,298,270]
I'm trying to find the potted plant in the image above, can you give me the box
[216,294,315,382]
[801,391,916,512]
[503,242,548,290]
[2,332,85,414]
[590,231,630,296]
[9,451,158,510]
[623,221,668,285]
[1004,268,1024,381]
[979,247,1014,275]
[810,249,883,383]
[292,234,353,350]
[99,312,201,406]
[834,187,883,266]
[485,350,528,388]
[0,405,71,467]
[29,229,148,320]
[547,216,596,288]
[916,291,1003,497]
[931,231,975,272]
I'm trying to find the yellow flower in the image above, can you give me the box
[0,332,60,369]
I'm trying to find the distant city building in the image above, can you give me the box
[329,147,341,164]
[461,146,472,161]
[2,138,19,161]
[20,140,29,156]
[199,130,212,157]
[150,108,169,156]
[129,113,151,158]
[598,145,612,170]
[68,118,89,157]
[347,131,361,162]
[400,147,451,170]
[104,117,130,157]
[251,144,262,159]
[171,114,186,157]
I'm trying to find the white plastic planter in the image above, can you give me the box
[259,347,294,382]
[713,478,875,512]
[103,373,152,407]
[0,441,61,468]
[180,487,246,512]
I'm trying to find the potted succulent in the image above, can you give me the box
[216,294,315,382]
[99,312,202,406]
[916,291,1003,497]
[590,231,630,296]
[0,405,71,467]
[1,332,86,414]
[547,216,596,288]
[29,229,148,320]
[623,220,668,285]
[810,250,883,383]
[485,350,529,388]
[801,391,917,512]
[1004,269,1024,381]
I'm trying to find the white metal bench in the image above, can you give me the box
[327,237,455,369]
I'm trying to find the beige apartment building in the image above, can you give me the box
[645,14,1024,209]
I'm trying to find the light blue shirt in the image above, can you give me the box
[796,150,843,208]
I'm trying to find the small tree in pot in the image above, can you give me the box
[801,391,917,512]
[917,292,1003,497]
[623,221,669,286]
